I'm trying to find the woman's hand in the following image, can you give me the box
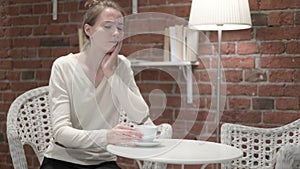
[101,42,122,78]
[107,124,142,145]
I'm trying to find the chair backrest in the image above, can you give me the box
[275,144,300,169]
[221,119,300,169]
[7,86,52,169]
[7,86,172,169]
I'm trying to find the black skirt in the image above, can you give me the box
[40,157,121,169]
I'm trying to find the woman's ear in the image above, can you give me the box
[84,24,92,38]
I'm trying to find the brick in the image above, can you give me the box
[10,82,37,91]
[7,71,20,81]
[168,0,189,4]
[36,70,50,80]
[40,38,69,47]
[2,92,17,102]
[245,69,267,82]
[149,0,166,6]
[63,1,79,12]
[221,56,255,68]
[259,85,300,97]
[0,60,13,69]
[13,60,41,69]
[261,56,300,68]
[19,5,33,15]
[253,98,274,110]
[0,71,6,80]
[286,42,300,54]
[21,71,35,80]
[140,70,160,81]
[47,25,63,35]
[13,38,40,47]
[197,84,211,95]
[10,16,39,26]
[62,13,74,22]
[220,43,235,55]
[224,70,243,82]
[260,0,297,10]
[237,42,259,55]
[138,83,174,94]
[261,42,285,54]
[276,98,300,110]
[210,29,252,42]
[38,48,52,58]
[139,6,174,15]
[221,111,262,123]
[269,12,294,26]
[251,13,268,26]
[33,4,48,14]
[296,12,300,25]
[257,27,299,40]
[264,112,300,124]
[0,82,9,90]
[269,70,295,82]
[0,39,11,48]
[228,98,251,110]
[226,84,257,96]
[130,34,164,44]
[6,27,32,37]
[249,0,259,10]
[197,70,209,82]
[174,5,191,17]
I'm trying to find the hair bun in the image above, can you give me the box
[84,0,100,9]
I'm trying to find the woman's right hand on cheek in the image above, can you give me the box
[107,124,142,145]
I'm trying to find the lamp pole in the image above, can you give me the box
[216,27,222,143]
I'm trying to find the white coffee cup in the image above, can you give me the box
[134,125,158,142]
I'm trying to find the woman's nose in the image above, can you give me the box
[112,27,120,36]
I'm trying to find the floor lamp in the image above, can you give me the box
[189,0,252,143]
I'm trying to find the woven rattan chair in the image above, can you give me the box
[7,86,52,168]
[7,86,172,169]
[275,144,300,169]
[221,119,300,169]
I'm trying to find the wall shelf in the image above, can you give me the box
[130,60,198,103]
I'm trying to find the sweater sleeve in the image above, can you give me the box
[107,57,149,124]
[49,59,108,149]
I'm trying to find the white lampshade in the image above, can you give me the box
[189,0,252,31]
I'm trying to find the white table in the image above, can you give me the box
[107,139,243,169]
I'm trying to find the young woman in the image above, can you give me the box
[41,0,149,168]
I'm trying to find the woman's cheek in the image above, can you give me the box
[91,30,113,52]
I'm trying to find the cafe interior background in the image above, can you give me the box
[0,0,299,168]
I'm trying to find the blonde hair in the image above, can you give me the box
[82,0,125,40]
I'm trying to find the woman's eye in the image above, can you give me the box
[117,27,123,31]
[104,25,112,29]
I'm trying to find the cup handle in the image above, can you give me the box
[155,131,162,139]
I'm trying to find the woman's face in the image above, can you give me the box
[85,7,124,54]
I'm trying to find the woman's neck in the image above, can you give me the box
[77,46,106,87]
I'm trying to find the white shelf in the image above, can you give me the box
[130,60,198,103]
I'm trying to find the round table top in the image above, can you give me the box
[107,139,243,165]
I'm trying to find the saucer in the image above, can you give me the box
[134,140,161,147]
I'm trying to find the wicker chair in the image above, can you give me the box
[275,144,300,169]
[7,86,172,169]
[221,119,300,169]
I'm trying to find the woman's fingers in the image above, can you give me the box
[107,124,143,144]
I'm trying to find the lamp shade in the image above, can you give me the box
[189,0,252,31]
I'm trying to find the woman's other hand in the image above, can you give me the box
[107,124,142,145]
[101,41,122,78]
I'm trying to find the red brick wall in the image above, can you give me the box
[0,0,299,169]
